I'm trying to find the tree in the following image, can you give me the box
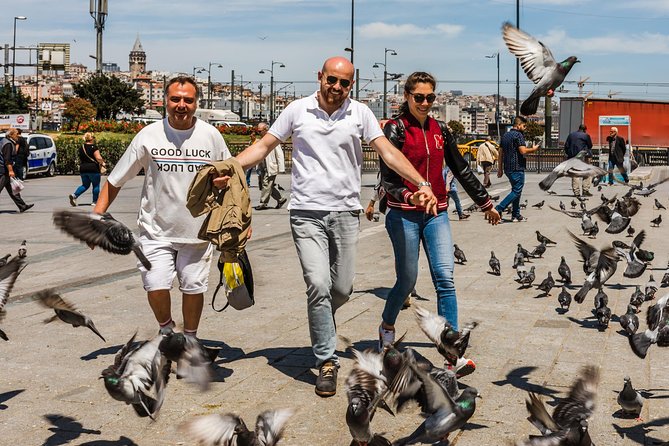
[0,83,30,114]
[447,120,465,141]
[73,74,144,120]
[524,120,544,144]
[63,98,96,133]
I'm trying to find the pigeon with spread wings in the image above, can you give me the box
[0,256,27,341]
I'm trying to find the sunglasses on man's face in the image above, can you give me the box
[325,75,352,89]
[410,93,436,104]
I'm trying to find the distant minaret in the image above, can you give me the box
[129,34,146,78]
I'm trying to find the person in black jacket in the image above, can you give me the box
[378,71,499,376]
[605,127,628,185]
[69,132,106,206]
[0,128,33,212]
[13,128,30,180]
[564,124,593,197]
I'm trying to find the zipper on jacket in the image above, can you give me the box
[421,126,430,184]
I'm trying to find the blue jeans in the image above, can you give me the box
[290,210,359,367]
[448,189,463,216]
[383,209,458,330]
[607,160,628,183]
[496,170,525,218]
[73,172,101,203]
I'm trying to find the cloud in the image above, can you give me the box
[541,29,669,55]
[358,22,464,39]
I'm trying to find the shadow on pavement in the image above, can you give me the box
[491,366,560,399]
[612,417,669,445]
[240,346,318,386]
[567,316,601,330]
[42,414,101,446]
[79,436,138,446]
[81,345,125,361]
[0,389,25,410]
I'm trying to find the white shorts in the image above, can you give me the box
[138,235,214,294]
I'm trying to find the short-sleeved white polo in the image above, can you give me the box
[268,92,384,211]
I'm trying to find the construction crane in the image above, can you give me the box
[608,90,622,98]
[577,77,590,97]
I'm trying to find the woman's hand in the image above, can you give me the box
[484,208,501,225]
[410,186,438,216]
[364,202,375,221]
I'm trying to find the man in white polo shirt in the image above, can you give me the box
[218,56,436,397]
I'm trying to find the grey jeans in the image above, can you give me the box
[290,210,360,367]
[259,173,284,206]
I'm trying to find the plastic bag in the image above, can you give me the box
[476,165,484,174]
[10,177,24,194]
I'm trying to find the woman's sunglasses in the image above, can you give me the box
[325,75,352,89]
[410,93,436,103]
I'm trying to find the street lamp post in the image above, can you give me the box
[486,52,500,138]
[12,16,27,93]
[259,61,285,123]
[205,62,223,109]
[89,0,108,74]
[373,48,397,119]
[193,66,205,77]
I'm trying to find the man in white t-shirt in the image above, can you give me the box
[215,57,437,397]
[93,76,231,341]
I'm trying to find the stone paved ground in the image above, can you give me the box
[0,170,667,445]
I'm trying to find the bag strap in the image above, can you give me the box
[82,145,99,165]
[210,263,231,312]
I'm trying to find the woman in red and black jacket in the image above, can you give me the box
[377,72,500,372]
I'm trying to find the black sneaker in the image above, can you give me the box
[315,359,337,397]
[512,215,528,222]
[19,204,34,213]
[582,191,593,197]
[275,197,287,209]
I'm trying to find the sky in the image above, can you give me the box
[3,0,669,101]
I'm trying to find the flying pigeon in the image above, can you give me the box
[615,196,641,217]
[181,408,294,446]
[650,215,662,227]
[570,231,618,303]
[453,244,467,265]
[595,204,631,234]
[0,256,27,341]
[414,306,478,368]
[537,271,555,296]
[53,210,152,270]
[615,231,649,279]
[516,365,599,446]
[0,254,10,268]
[35,290,106,342]
[536,231,556,245]
[619,304,639,336]
[532,200,545,210]
[623,177,669,196]
[558,287,571,311]
[654,198,666,210]
[158,328,215,391]
[629,293,669,358]
[101,333,170,420]
[489,251,500,276]
[502,22,579,116]
[617,376,644,421]
[393,361,480,445]
[558,256,571,284]
[539,155,606,191]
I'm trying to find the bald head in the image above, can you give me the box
[321,57,354,76]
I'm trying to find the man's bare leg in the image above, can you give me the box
[183,293,204,336]
[148,289,173,329]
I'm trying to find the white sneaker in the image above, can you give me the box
[446,356,476,378]
[378,324,395,351]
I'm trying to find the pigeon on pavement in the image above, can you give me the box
[571,199,577,209]
[558,287,572,311]
[645,275,658,301]
[624,178,669,196]
[53,210,152,270]
[619,304,640,336]
[627,226,635,238]
[560,201,566,211]
[453,244,467,265]
[35,290,106,342]
[531,242,547,258]
[532,200,545,210]
[617,376,644,421]
[181,408,294,446]
[518,266,536,288]
[595,302,611,329]
[502,22,579,116]
[539,155,606,191]
[558,256,572,284]
[654,198,666,210]
[0,256,27,341]
[662,262,669,287]
[629,293,669,359]
[489,251,501,276]
[630,286,645,311]
[650,215,662,227]
[536,231,557,245]
[17,240,27,258]
[593,289,608,311]
[101,333,170,420]
[537,271,555,296]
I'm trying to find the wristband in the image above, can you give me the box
[417,181,431,188]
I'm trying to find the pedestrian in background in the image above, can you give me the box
[0,128,33,212]
[443,165,469,220]
[495,116,539,222]
[254,122,287,210]
[378,72,499,378]
[605,126,628,185]
[13,128,30,181]
[222,57,437,398]
[476,136,498,188]
[69,132,106,206]
[563,124,593,197]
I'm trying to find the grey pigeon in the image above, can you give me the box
[181,409,294,446]
[654,198,666,210]
[0,256,27,341]
[158,328,215,391]
[625,178,669,196]
[593,289,608,311]
[558,256,572,284]
[630,286,645,311]
[581,214,595,236]
[531,242,547,258]
[570,199,577,209]
[519,266,536,288]
[532,200,545,209]
[615,196,641,217]
[587,221,599,239]
[537,271,555,296]
[615,230,648,279]
[502,22,579,116]
[489,251,500,276]
[536,231,556,245]
[595,303,611,329]
[617,376,644,420]
[629,293,669,358]
[661,262,669,287]
[520,200,528,210]
[570,232,618,303]
[595,205,630,235]
[0,254,9,267]
[558,286,572,311]
[626,226,635,238]
[393,361,480,445]
[517,366,598,446]
[53,210,152,270]
[17,240,27,258]
[650,214,662,227]
[619,304,639,336]
[539,155,606,191]
[101,333,170,420]
[414,306,478,367]
[513,249,525,270]
[645,275,658,301]
[517,244,532,261]
[36,290,106,342]
[560,201,566,211]
[453,244,466,264]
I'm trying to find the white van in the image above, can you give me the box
[1,132,58,177]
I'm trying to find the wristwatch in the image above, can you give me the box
[417,181,431,188]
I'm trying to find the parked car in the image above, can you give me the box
[457,139,500,163]
[0,132,58,177]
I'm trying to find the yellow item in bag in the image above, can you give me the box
[211,250,254,311]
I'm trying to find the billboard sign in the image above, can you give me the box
[38,43,71,72]
[598,115,631,126]
[0,114,30,130]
